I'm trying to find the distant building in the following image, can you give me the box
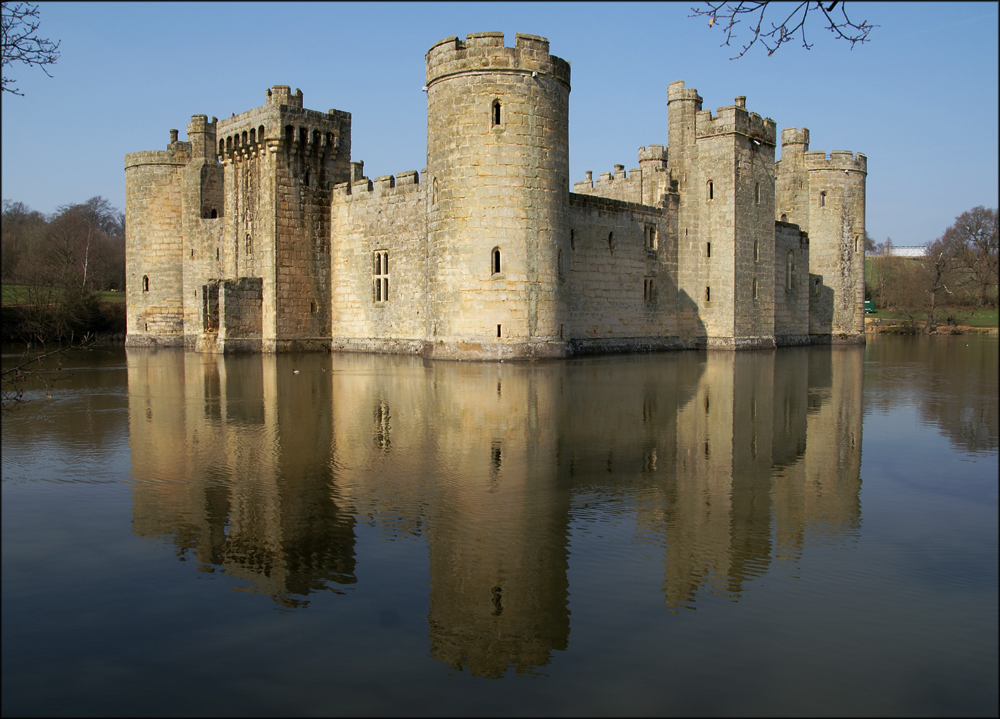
[886,246,928,258]
[125,32,867,359]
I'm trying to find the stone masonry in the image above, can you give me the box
[125,32,866,359]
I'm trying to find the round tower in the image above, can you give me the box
[804,150,867,340]
[124,132,191,346]
[425,32,571,358]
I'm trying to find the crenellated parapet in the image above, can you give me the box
[781,127,810,150]
[425,32,570,90]
[638,144,669,167]
[804,150,867,175]
[332,169,421,201]
[124,129,191,170]
[695,99,776,146]
[214,86,349,165]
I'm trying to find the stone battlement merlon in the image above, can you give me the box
[425,32,570,90]
[695,104,776,145]
[804,150,867,173]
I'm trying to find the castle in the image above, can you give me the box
[125,32,867,359]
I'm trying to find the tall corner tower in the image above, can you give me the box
[676,93,777,349]
[425,32,571,359]
[803,150,867,341]
[124,129,192,346]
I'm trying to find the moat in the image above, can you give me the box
[2,336,997,716]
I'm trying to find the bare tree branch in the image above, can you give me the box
[691,1,876,59]
[2,1,60,95]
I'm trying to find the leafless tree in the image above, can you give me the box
[920,240,960,332]
[691,1,876,59]
[2,1,60,95]
[938,206,998,308]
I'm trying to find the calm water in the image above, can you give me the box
[2,336,997,717]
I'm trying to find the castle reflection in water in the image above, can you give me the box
[127,346,862,677]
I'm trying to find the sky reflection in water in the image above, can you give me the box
[1,336,996,716]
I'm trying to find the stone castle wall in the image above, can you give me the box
[774,222,810,344]
[566,194,683,350]
[330,169,428,353]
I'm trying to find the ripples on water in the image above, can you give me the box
[1,337,997,716]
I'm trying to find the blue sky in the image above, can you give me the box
[2,2,997,246]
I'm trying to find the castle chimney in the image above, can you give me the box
[735,96,746,109]
[169,129,179,143]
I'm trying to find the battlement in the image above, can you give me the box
[124,129,191,169]
[267,85,303,109]
[804,150,867,173]
[696,101,776,145]
[666,80,703,108]
[214,90,349,161]
[638,144,668,166]
[781,127,810,147]
[333,169,421,201]
[425,31,570,90]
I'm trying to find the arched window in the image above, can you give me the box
[142,275,149,292]
[249,128,256,144]
[708,181,714,200]
[787,250,795,291]
[432,177,438,204]
[259,125,265,142]
[558,248,564,277]
[754,182,760,204]
[608,232,615,254]
[210,209,218,219]
[820,191,826,207]
[752,277,758,300]
[780,213,788,222]
[492,247,502,275]
[492,99,502,127]
[245,233,252,255]
[753,240,759,262]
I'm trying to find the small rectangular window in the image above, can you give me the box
[373,250,389,303]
